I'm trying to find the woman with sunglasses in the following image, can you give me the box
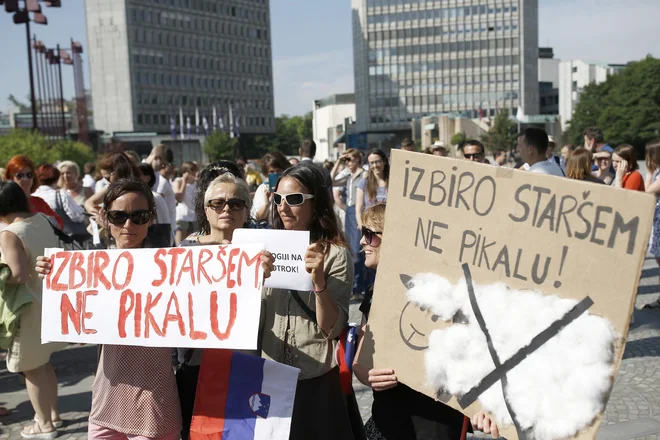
[0,181,67,439]
[4,155,63,229]
[353,204,499,440]
[356,149,389,232]
[262,164,356,439]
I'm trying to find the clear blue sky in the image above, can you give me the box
[1,0,659,117]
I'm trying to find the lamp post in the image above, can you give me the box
[1,0,61,131]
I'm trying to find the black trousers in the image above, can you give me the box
[176,364,200,440]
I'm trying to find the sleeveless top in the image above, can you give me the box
[175,179,197,222]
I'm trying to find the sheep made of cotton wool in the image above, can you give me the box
[405,272,619,440]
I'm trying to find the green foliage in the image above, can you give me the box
[567,56,660,151]
[481,110,517,151]
[252,112,314,157]
[0,129,94,170]
[8,94,29,112]
[450,131,467,147]
[204,130,239,162]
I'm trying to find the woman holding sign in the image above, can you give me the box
[0,181,66,439]
[261,164,358,439]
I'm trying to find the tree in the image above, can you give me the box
[450,131,467,147]
[481,110,517,151]
[204,131,239,162]
[567,56,660,151]
[0,129,94,170]
[8,94,29,112]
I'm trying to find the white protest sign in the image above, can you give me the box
[232,229,313,291]
[41,244,265,349]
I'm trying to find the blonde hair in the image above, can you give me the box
[362,203,386,232]
[57,161,81,187]
[203,172,252,211]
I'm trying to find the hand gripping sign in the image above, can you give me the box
[358,151,655,440]
[41,244,265,350]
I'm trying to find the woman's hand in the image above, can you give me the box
[616,159,628,179]
[368,368,398,391]
[260,250,275,280]
[305,242,326,290]
[471,412,499,439]
[35,256,52,279]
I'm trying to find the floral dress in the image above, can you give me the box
[649,169,660,257]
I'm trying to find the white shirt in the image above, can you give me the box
[153,192,171,225]
[528,160,565,177]
[251,182,270,221]
[153,173,177,232]
[32,185,86,223]
[333,168,366,207]
[95,178,109,194]
[82,174,96,191]
[174,178,197,222]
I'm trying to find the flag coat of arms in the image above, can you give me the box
[190,350,300,440]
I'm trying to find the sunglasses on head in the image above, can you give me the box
[361,226,382,245]
[15,172,34,180]
[207,198,247,212]
[273,192,315,206]
[107,210,152,226]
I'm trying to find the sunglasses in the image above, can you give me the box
[15,172,34,180]
[361,226,382,245]
[107,210,152,226]
[273,192,315,206]
[464,153,484,159]
[207,198,247,212]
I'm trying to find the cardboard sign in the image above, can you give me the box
[41,244,265,349]
[232,229,313,291]
[359,151,654,440]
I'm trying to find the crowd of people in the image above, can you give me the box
[0,126,658,440]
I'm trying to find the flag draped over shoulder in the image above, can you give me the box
[190,350,300,440]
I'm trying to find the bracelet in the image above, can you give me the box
[313,282,327,294]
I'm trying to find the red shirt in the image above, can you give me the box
[621,171,645,192]
[29,195,64,229]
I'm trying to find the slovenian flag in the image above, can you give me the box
[190,350,300,440]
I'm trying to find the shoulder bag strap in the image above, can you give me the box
[289,289,317,324]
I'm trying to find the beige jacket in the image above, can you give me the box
[261,243,353,380]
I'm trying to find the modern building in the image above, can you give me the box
[312,94,356,162]
[351,0,539,136]
[558,60,625,131]
[538,47,559,115]
[84,0,275,136]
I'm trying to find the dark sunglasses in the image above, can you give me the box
[361,226,382,245]
[15,172,34,180]
[207,198,247,212]
[107,210,152,226]
[273,192,315,206]
[464,153,484,159]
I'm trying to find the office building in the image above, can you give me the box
[558,60,625,131]
[538,47,558,115]
[85,0,275,135]
[312,94,356,162]
[351,0,539,135]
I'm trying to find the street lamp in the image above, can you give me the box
[1,0,61,130]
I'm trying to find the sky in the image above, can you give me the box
[1,0,659,118]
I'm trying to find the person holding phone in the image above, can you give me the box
[251,152,291,225]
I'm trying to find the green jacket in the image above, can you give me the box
[0,263,34,349]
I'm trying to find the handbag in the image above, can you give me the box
[54,191,91,240]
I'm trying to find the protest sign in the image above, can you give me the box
[359,150,655,440]
[41,243,265,349]
[233,229,313,291]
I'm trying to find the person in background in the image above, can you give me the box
[546,136,564,171]
[643,140,660,310]
[584,127,613,154]
[560,144,575,170]
[173,161,199,245]
[462,140,487,163]
[356,149,389,232]
[138,163,173,232]
[401,138,416,152]
[146,145,177,238]
[236,155,263,193]
[565,148,605,184]
[0,181,67,439]
[289,157,300,166]
[299,139,333,189]
[592,151,615,184]
[82,162,96,193]
[612,144,645,191]
[58,161,93,206]
[0,168,6,181]
[493,148,507,166]
[252,152,291,224]
[332,149,368,298]
[517,128,564,177]
[84,152,141,216]
[4,156,63,229]
[432,140,448,156]
[34,164,86,225]
[263,165,356,439]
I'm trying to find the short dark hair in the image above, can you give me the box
[463,140,485,154]
[84,162,96,175]
[401,138,415,150]
[138,163,157,188]
[260,152,291,176]
[236,155,248,163]
[98,152,140,179]
[519,128,549,155]
[614,144,639,172]
[493,148,506,158]
[165,148,174,164]
[36,164,60,186]
[583,127,605,144]
[102,178,156,218]
[300,139,316,158]
[0,181,30,216]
